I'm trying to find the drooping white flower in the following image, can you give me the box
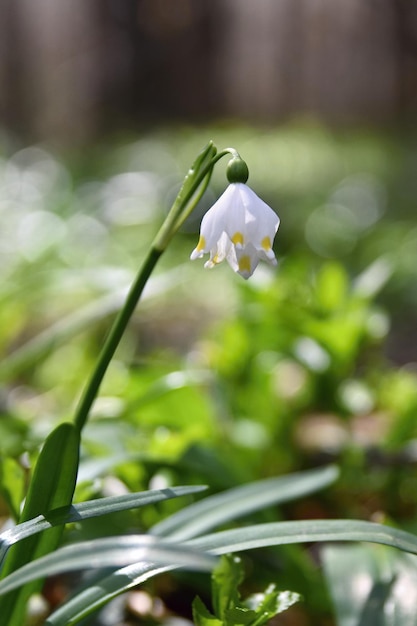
[190,183,280,279]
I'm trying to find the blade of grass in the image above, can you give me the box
[0,535,216,596]
[0,422,79,626]
[186,519,417,555]
[0,485,207,564]
[45,518,417,626]
[45,561,172,625]
[151,465,339,540]
[43,467,338,625]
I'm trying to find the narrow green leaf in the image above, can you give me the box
[0,536,216,596]
[0,422,79,625]
[178,141,217,204]
[45,562,172,624]
[45,517,417,626]
[151,465,339,540]
[44,467,339,625]
[186,519,417,557]
[192,140,217,174]
[0,485,207,563]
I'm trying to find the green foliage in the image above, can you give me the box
[0,485,207,557]
[0,465,336,624]
[0,125,417,624]
[193,555,300,626]
[0,423,79,625]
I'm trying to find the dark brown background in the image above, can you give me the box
[1,0,416,145]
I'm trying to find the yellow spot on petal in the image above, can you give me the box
[238,255,251,273]
[261,236,271,250]
[231,232,244,245]
[196,235,206,252]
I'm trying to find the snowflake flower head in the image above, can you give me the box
[190,182,280,279]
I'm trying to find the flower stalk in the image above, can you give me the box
[73,245,163,432]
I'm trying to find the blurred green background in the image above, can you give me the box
[1,2,417,624]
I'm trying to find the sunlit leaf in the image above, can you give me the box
[187,519,417,557]
[152,465,339,540]
[0,535,216,596]
[0,485,207,562]
[45,517,417,626]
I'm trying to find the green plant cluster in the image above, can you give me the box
[0,125,416,625]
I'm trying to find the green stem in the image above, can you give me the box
[73,246,162,432]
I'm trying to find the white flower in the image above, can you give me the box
[190,183,280,279]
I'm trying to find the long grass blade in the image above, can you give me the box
[0,535,216,597]
[151,465,339,540]
[186,519,417,555]
[44,467,339,625]
[45,517,417,626]
[0,485,207,564]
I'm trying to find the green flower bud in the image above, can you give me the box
[226,157,249,184]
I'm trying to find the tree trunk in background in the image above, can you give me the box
[0,0,27,140]
[10,0,101,145]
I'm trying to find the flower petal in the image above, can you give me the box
[200,185,237,245]
[238,185,280,247]
[224,185,251,247]
[190,234,207,260]
[204,232,231,268]
[233,244,259,279]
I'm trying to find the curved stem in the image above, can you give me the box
[73,246,162,432]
